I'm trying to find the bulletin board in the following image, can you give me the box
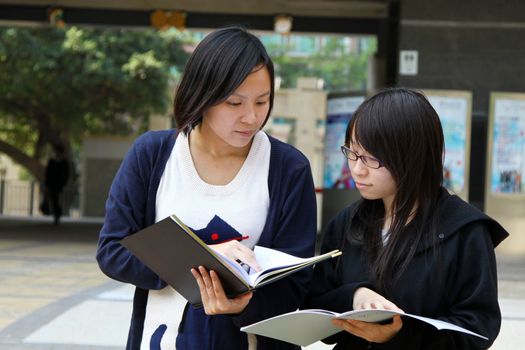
[321,93,365,234]
[424,90,472,201]
[323,95,365,189]
[485,92,525,254]
[486,92,525,196]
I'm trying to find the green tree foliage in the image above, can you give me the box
[0,26,190,182]
[267,35,376,92]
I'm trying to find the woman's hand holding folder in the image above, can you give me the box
[191,266,253,315]
[191,237,261,315]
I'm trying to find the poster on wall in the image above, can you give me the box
[323,95,365,189]
[489,93,525,195]
[425,90,472,196]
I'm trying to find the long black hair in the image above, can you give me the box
[345,87,444,293]
[174,26,275,134]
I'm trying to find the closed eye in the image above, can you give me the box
[227,101,242,106]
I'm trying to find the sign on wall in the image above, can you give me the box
[488,92,525,195]
[425,90,472,200]
[323,95,365,189]
[399,50,419,76]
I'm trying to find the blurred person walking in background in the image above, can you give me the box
[42,144,69,225]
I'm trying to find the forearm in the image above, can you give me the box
[96,235,166,290]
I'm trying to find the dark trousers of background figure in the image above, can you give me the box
[49,188,63,225]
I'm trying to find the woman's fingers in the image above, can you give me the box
[230,243,261,272]
[191,267,205,293]
[353,287,403,312]
[208,270,252,312]
[213,241,262,272]
[332,315,403,343]
[191,267,252,315]
[209,270,227,298]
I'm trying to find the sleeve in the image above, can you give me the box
[95,134,166,290]
[231,158,317,327]
[375,224,500,350]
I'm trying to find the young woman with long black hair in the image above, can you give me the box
[304,87,508,349]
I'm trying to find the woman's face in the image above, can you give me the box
[348,140,397,213]
[201,66,271,150]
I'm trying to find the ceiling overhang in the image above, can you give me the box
[0,0,392,34]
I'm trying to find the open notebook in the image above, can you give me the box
[241,308,487,347]
[121,214,341,306]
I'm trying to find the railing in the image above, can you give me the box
[0,180,79,217]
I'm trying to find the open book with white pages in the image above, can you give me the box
[241,308,487,347]
[121,213,341,306]
[212,245,341,288]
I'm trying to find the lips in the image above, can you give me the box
[355,182,371,189]
[236,130,254,137]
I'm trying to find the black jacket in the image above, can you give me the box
[303,188,508,350]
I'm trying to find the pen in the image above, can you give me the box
[219,235,250,244]
[236,259,251,273]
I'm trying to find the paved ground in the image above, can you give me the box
[0,215,523,349]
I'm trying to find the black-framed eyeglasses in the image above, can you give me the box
[340,145,383,169]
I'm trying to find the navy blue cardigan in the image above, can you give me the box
[96,129,317,349]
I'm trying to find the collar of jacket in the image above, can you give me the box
[428,188,509,249]
[343,187,509,252]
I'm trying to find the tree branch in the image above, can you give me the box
[0,139,45,182]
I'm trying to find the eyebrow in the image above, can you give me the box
[231,91,271,99]
[349,143,372,156]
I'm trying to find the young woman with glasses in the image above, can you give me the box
[303,87,508,349]
[96,26,317,350]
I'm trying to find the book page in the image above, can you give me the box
[248,246,314,284]
[405,314,488,339]
[241,309,342,347]
[210,246,321,287]
[210,246,340,288]
[338,309,488,340]
[209,248,251,284]
[249,246,341,285]
[241,308,488,347]
[254,246,310,269]
[338,309,401,323]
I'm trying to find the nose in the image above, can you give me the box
[349,158,368,177]
[240,105,257,124]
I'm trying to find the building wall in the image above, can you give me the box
[81,137,134,217]
[397,0,525,210]
[397,0,525,254]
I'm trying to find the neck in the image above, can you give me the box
[383,196,394,221]
[383,205,418,231]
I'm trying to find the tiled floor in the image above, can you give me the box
[0,216,523,350]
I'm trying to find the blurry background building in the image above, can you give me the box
[0,0,524,254]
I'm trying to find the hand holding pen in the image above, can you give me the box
[209,236,261,272]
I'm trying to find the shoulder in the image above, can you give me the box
[437,189,509,247]
[322,201,360,248]
[132,129,177,150]
[331,202,359,227]
[128,129,177,160]
[267,134,311,171]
